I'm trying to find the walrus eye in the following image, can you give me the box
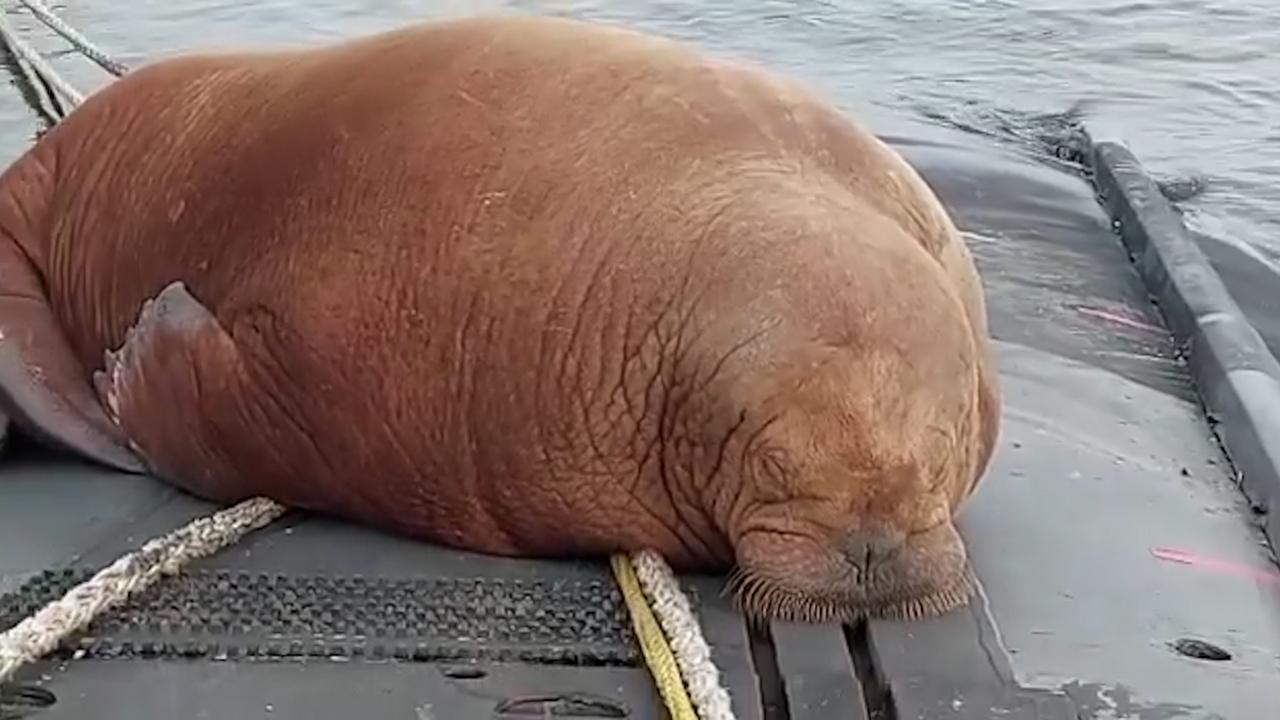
[750,445,795,501]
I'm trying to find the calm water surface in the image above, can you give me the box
[3,1,1277,269]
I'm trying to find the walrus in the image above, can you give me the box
[0,15,1000,623]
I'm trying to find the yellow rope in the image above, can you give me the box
[610,553,699,720]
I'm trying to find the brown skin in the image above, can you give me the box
[0,16,1000,623]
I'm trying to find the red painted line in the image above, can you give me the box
[1151,546,1280,585]
[1074,304,1164,334]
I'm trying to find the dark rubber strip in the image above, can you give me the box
[0,567,698,667]
[1086,138,1280,548]
[769,620,868,720]
[748,625,789,720]
[844,621,893,720]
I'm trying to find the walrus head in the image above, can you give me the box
[720,335,987,625]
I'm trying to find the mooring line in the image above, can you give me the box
[0,498,286,684]
[0,18,63,126]
[17,0,128,77]
[0,11,80,108]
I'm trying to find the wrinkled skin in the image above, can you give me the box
[0,16,1000,623]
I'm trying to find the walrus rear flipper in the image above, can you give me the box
[0,266,145,473]
[91,280,262,503]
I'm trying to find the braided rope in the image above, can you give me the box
[0,11,82,106]
[0,497,287,684]
[18,0,128,76]
[632,550,737,720]
[611,554,699,720]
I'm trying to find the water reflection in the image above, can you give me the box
[2,0,1277,264]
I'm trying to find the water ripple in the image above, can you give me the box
[0,0,1274,260]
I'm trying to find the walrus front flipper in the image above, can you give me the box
[0,289,145,474]
[92,280,256,502]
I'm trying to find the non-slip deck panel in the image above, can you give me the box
[0,568,657,666]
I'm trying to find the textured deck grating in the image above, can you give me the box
[0,569,685,666]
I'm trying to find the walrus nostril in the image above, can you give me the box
[841,529,905,572]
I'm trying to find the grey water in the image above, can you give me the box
[1,1,1276,329]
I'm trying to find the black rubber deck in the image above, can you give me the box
[2,108,1278,720]
[1,567,644,666]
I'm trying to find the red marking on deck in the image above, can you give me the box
[1073,304,1165,334]
[1151,546,1280,585]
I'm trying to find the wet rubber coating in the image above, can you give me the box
[874,126,1280,719]
[1089,138,1280,549]
[3,119,1280,719]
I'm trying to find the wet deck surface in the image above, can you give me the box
[2,120,1278,720]
[887,124,1280,719]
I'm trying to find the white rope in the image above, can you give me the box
[0,10,82,105]
[0,497,287,684]
[18,0,128,76]
[632,550,737,720]
[0,18,733,719]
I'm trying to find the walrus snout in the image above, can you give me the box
[840,527,907,576]
[729,519,973,624]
